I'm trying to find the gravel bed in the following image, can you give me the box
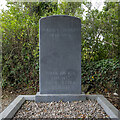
[13,100,110,119]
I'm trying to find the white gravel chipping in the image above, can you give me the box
[13,100,110,119]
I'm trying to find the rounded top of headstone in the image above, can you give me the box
[40,15,81,22]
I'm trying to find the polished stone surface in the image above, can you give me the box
[39,15,81,94]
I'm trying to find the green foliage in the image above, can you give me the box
[82,59,119,93]
[1,1,119,92]
[23,2,58,16]
[1,2,39,90]
[82,2,119,62]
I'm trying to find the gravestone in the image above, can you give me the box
[35,15,84,102]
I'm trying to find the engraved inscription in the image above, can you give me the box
[45,70,77,87]
[43,28,79,38]
[42,28,79,32]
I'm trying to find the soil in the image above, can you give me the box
[0,87,36,113]
[103,93,120,110]
[0,87,120,113]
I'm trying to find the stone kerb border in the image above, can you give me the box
[0,95,120,119]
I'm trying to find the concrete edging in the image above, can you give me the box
[35,93,87,102]
[0,95,25,119]
[0,95,120,119]
[97,95,120,119]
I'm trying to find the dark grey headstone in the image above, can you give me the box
[39,15,81,94]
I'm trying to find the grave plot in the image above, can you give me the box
[1,94,119,119]
[1,16,119,119]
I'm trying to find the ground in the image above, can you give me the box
[0,87,36,113]
[0,87,120,113]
